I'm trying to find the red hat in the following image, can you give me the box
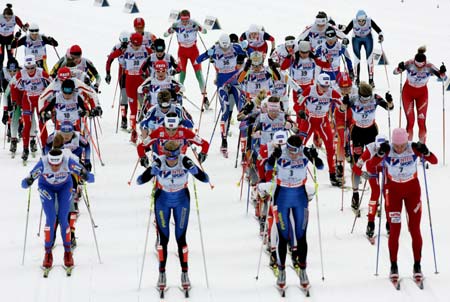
[57,67,72,81]
[69,45,82,56]
[154,60,168,72]
[130,33,143,46]
[337,72,352,88]
[134,17,145,28]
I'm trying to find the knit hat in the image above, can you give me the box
[392,128,408,145]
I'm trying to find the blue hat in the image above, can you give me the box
[60,121,74,133]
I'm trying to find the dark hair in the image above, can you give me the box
[52,133,64,148]
[287,135,302,148]
[3,4,13,16]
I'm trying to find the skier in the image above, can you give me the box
[240,24,275,55]
[163,9,207,96]
[196,33,247,150]
[269,36,296,69]
[136,140,209,293]
[264,134,323,292]
[140,38,179,79]
[366,128,437,285]
[11,23,58,72]
[1,58,20,154]
[133,17,157,49]
[137,111,208,167]
[297,73,343,186]
[0,4,28,70]
[335,81,393,211]
[10,55,51,161]
[21,148,94,272]
[342,10,384,86]
[393,46,447,143]
[106,33,152,142]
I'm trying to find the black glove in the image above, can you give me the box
[41,111,52,122]
[93,83,100,93]
[80,169,89,181]
[268,58,279,69]
[47,36,58,47]
[84,161,92,172]
[1,110,8,125]
[298,110,307,120]
[14,31,21,39]
[342,38,349,46]
[270,48,275,56]
[440,64,446,74]
[377,142,390,156]
[308,51,316,59]
[398,61,405,71]
[412,142,429,155]
[169,69,178,76]
[90,106,103,117]
[120,41,128,50]
[78,108,87,117]
[342,95,352,106]
[197,152,207,163]
[244,59,252,71]
[182,156,195,170]
[140,156,149,167]
[272,146,282,159]
[385,92,393,103]
[105,73,111,85]
[348,70,355,81]
[378,34,384,43]
[308,147,319,159]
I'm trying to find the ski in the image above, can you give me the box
[390,276,400,290]
[41,266,52,278]
[299,284,311,297]
[22,160,27,166]
[156,286,168,299]
[179,286,191,298]
[63,265,74,277]
[11,152,15,159]
[275,285,287,297]
[352,208,361,217]
[414,275,424,289]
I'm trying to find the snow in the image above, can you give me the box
[2,0,450,301]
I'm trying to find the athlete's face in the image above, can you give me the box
[61,132,72,142]
[340,87,352,95]
[393,143,407,154]
[3,14,12,21]
[357,18,367,26]
[25,65,36,75]
[287,144,301,160]
[156,70,166,80]
[317,84,329,94]
[249,32,258,41]
[62,91,73,100]
[134,26,144,34]
[72,55,81,65]
[50,163,62,172]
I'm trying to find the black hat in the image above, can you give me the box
[154,38,165,52]
[61,79,75,94]
[325,26,336,38]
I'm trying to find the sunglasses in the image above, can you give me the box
[25,66,36,70]
[360,94,371,101]
[62,88,74,94]
[29,29,39,33]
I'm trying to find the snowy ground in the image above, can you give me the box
[2,0,450,301]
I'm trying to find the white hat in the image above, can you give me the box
[317,73,331,87]
[29,23,39,32]
[298,40,310,52]
[218,33,231,49]
[273,130,288,145]
[24,55,36,68]
[248,24,259,33]
[119,31,130,43]
[48,149,63,166]
[164,113,180,129]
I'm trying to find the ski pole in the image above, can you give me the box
[234,132,241,168]
[192,178,210,289]
[313,160,325,281]
[111,75,120,109]
[190,146,215,189]
[83,183,102,264]
[245,176,251,214]
[92,117,104,166]
[37,206,43,237]
[351,177,368,233]
[127,158,140,186]
[52,45,60,60]
[82,118,105,166]
[138,183,156,291]
[442,77,446,166]
[256,164,277,280]
[166,33,174,54]
[421,157,439,274]
[21,187,32,265]
[115,104,120,134]
[399,73,403,128]
[380,42,390,89]
[182,95,202,111]
[208,107,221,146]
[198,34,208,52]
[387,93,392,141]
[375,163,385,276]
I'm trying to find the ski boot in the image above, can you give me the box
[130,129,138,144]
[336,162,344,179]
[329,173,342,187]
[64,251,74,267]
[121,116,127,130]
[366,221,375,238]
[390,262,400,289]
[220,138,228,158]
[181,271,191,297]
[42,251,53,268]
[21,148,30,162]
[30,138,38,153]
[299,268,310,287]
[71,230,77,249]
[351,191,360,216]
[277,268,286,287]
[386,221,390,235]
[413,262,424,288]
[157,271,166,288]
[202,94,210,111]
[10,137,17,154]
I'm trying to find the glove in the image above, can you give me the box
[337,24,345,30]
[14,31,21,39]
[207,48,214,57]
[244,59,252,71]
[182,156,198,173]
[21,177,34,189]
[41,111,52,122]
[47,36,58,47]
[398,61,405,71]
[272,146,282,159]
[163,31,170,38]
[140,156,149,167]
[78,108,87,117]
[151,158,162,175]
[342,95,352,106]
[342,38,349,47]
[378,34,384,43]
[377,142,390,156]
[201,28,207,34]
[84,161,92,172]
[348,70,355,81]
[240,40,248,50]
[308,147,319,159]
[141,85,149,94]
[270,48,275,56]
[385,92,393,103]
[90,106,103,117]
[440,64,446,74]
[314,157,324,169]
[298,110,307,120]
[412,142,430,155]
[105,73,111,85]
[120,41,128,50]
[80,169,95,183]
[2,110,8,125]
[93,83,100,93]
[197,152,207,163]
